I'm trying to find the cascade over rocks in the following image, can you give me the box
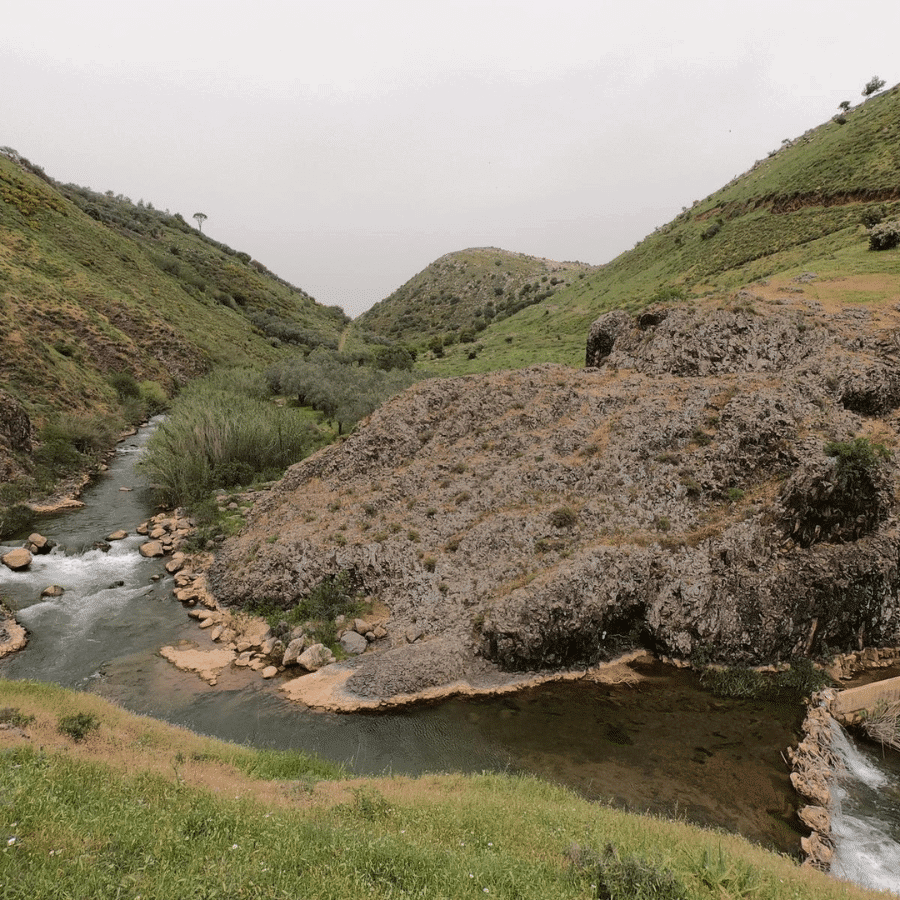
[208,297,900,702]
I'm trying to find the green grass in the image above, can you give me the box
[0,679,886,899]
[398,85,900,377]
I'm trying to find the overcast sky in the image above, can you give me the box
[3,1,898,317]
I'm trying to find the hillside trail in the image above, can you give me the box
[338,323,351,352]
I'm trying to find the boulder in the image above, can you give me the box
[107,530,128,541]
[298,643,335,671]
[138,541,164,558]
[40,585,65,597]
[340,631,368,655]
[282,637,307,666]
[2,548,32,571]
[27,533,52,554]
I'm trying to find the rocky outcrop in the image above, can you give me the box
[207,297,900,702]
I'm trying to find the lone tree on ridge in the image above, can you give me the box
[193,212,207,232]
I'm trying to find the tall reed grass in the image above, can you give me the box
[140,369,325,507]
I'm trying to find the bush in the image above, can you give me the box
[58,712,99,742]
[868,220,900,251]
[549,506,578,529]
[860,205,886,228]
[140,369,324,507]
[34,414,117,479]
[824,436,891,489]
[569,843,686,900]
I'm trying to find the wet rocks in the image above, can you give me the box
[1,548,32,571]
[786,693,838,870]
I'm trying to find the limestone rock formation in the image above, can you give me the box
[208,297,900,701]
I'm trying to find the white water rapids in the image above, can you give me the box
[829,719,900,894]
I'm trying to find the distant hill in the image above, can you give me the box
[0,149,352,493]
[354,247,594,348]
[417,82,900,374]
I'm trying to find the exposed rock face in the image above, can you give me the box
[0,389,33,482]
[208,298,900,700]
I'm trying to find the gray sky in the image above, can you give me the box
[3,1,898,317]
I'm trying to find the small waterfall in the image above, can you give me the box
[829,719,900,895]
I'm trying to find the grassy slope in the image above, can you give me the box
[0,152,348,429]
[353,247,594,348]
[417,84,900,375]
[0,680,881,900]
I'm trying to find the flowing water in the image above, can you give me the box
[829,721,900,894]
[3,419,897,888]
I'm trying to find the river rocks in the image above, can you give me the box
[26,533,53,554]
[787,693,838,870]
[106,530,128,541]
[340,630,368,655]
[0,608,27,657]
[159,645,236,685]
[138,541,164,558]
[298,644,335,671]
[2,548,32,571]
[41,585,65,597]
[282,637,307,666]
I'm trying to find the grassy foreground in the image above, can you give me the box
[0,680,878,900]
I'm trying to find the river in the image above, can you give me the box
[1,419,898,892]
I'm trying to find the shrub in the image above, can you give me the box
[58,712,99,742]
[109,371,140,400]
[141,369,323,507]
[824,436,890,489]
[569,843,686,900]
[868,220,900,251]
[0,707,35,728]
[860,205,886,228]
[549,506,578,529]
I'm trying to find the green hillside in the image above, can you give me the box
[0,148,353,495]
[353,247,594,350]
[416,83,900,375]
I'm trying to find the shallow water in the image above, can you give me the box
[0,420,818,858]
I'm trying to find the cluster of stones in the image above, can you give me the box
[136,511,195,559]
[146,501,390,684]
[0,532,54,572]
[786,690,838,871]
[827,647,900,699]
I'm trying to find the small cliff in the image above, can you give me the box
[208,292,900,699]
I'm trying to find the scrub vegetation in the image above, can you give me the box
[0,680,884,900]
[139,369,330,508]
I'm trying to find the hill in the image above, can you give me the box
[353,246,594,349]
[207,82,900,712]
[0,149,351,498]
[416,83,900,374]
